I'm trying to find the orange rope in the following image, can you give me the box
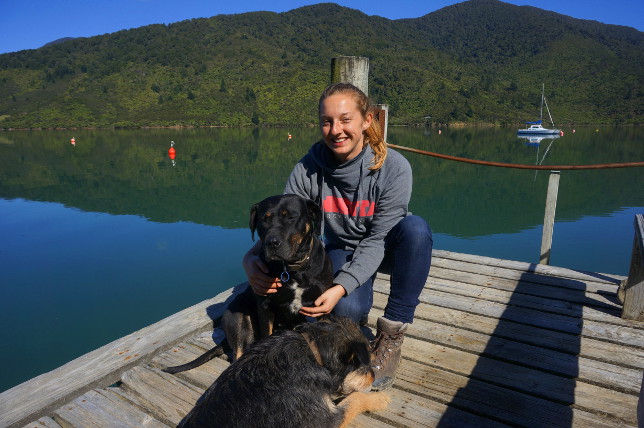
[387,143,644,171]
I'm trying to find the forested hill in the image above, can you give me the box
[0,0,642,128]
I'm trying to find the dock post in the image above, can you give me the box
[331,56,369,95]
[374,103,389,141]
[330,56,389,141]
[620,214,644,321]
[539,171,560,265]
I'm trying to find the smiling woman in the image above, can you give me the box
[239,82,435,391]
[319,94,372,163]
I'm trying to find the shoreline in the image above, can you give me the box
[2,123,642,131]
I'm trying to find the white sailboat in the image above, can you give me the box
[517,84,561,135]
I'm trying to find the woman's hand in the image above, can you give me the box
[299,284,346,317]
[243,242,281,295]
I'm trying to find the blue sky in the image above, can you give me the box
[1,0,642,55]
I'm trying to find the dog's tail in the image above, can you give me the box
[162,345,225,374]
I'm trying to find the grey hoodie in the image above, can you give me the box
[284,141,412,295]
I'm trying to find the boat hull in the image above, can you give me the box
[517,129,561,135]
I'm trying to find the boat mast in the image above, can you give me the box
[540,83,544,124]
[543,95,556,128]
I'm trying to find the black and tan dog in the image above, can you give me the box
[178,315,390,428]
[164,194,334,373]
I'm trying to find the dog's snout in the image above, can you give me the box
[266,237,281,248]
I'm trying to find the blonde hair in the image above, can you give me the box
[318,83,387,170]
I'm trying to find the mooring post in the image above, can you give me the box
[330,56,389,140]
[620,214,644,321]
[540,171,560,265]
[373,103,389,141]
[331,56,369,95]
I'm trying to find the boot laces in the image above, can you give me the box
[371,331,403,370]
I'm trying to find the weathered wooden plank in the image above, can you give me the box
[374,308,642,394]
[52,388,168,428]
[429,257,621,294]
[373,292,644,370]
[151,342,230,390]
[429,264,621,311]
[374,387,511,428]
[367,310,641,424]
[417,311,639,392]
[428,275,626,324]
[21,417,62,428]
[349,414,397,427]
[396,358,633,428]
[0,283,247,428]
[432,249,626,285]
[396,334,639,424]
[118,366,204,426]
[374,281,644,347]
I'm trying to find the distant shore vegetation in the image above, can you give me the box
[0,1,641,129]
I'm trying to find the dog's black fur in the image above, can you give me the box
[178,316,390,428]
[163,194,334,374]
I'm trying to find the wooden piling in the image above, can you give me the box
[540,171,560,265]
[374,103,389,141]
[330,56,369,95]
[621,214,644,320]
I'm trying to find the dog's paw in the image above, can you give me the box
[366,391,391,412]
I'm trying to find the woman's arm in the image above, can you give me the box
[242,240,282,295]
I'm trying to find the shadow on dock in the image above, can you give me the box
[437,266,584,427]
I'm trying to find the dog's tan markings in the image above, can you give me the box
[337,391,391,428]
[234,346,244,360]
[290,232,303,249]
[340,369,375,395]
[299,332,324,366]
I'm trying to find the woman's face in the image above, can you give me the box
[319,93,372,164]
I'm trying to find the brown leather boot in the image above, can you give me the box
[370,317,408,391]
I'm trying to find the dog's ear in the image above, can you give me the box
[249,203,259,241]
[305,198,323,235]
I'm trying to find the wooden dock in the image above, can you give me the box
[2,249,643,427]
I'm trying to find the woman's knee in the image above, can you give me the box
[392,215,433,248]
[333,298,366,323]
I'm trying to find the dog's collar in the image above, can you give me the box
[280,234,315,282]
[299,332,323,366]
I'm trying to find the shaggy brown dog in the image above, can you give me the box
[178,316,390,428]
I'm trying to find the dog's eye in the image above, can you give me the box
[280,210,297,222]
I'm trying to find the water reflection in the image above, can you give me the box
[1,127,641,233]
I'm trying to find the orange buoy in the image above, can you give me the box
[288,133,292,141]
[71,137,76,146]
[168,147,176,160]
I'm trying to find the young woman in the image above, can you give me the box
[243,83,433,390]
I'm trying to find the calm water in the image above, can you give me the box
[0,126,642,392]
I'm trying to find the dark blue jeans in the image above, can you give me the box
[328,215,433,324]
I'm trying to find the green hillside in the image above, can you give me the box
[0,0,642,128]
